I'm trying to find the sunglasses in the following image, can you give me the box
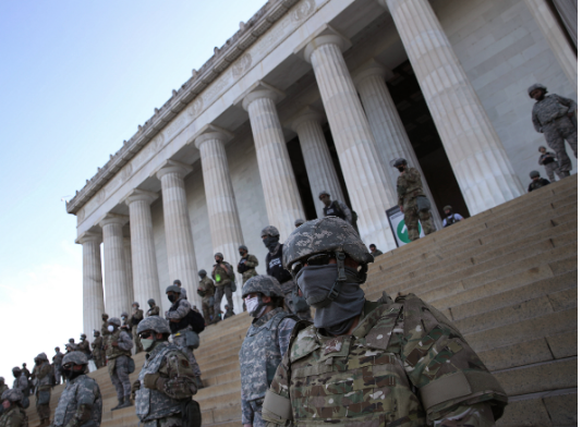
[290,252,335,278]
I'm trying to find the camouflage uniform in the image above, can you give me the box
[11,371,28,396]
[131,305,145,354]
[0,380,8,417]
[31,354,52,426]
[370,249,383,258]
[212,261,235,316]
[0,389,27,427]
[104,319,134,405]
[532,93,577,174]
[101,315,111,338]
[53,349,64,385]
[538,150,562,182]
[165,294,202,378]
[146,300,160,317]
[263,294,507,426]
[397,167,435,241]
[240,307,297,427]
[77,337,90,358]
[91,335,105,369]
[197,276,216,324]
[238,254,260,284]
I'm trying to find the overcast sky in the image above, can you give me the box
[0,0,267,382]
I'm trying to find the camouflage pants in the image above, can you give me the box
[403,197,435,242]
[93,350,104,369]
[202,297,215,324]
[133,325,144,354]
[543,161,563,182]
[109,355,132,400]
[36,389,51,420]
[544,116,577,174]
[173,334,202,377]
[281,281,311,321]
[53,365,62,385]
[214,283,233,315]
[243,398,266,427]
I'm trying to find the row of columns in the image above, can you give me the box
[80,0,526,336]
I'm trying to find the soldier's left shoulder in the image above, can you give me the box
[164,349,193,371]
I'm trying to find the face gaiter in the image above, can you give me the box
[296,264,365,335]
[263,236,279,252]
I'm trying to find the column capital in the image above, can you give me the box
[289,106,325,132]
[98,213,129,228]
[124,189,159,206]
[234,81,285,111]
[193,124,235,149]
[295,25,352,64]
[352,59,394,88]
[75,231,102,245]
[155,160,193,180]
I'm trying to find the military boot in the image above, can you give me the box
[117,394,133,409]
[194,376,204,389]
[111,398,124,411]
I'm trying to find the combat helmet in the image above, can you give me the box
[120,311,129,319]
[261,225,280,238]
[528,83,547,97]
[294,218,305,227]
[102,313,109,320]
[530,170,541,178]
[242,275,284,299]
[132,301,140,307]
[0,377,4,385]
[165,284,181,294]
[62,351,88,367]
[238,245,248,252]
[214,252,224,260]
[443,205,453,213]
[93,330,100,337]
[136,316,172,336]
[147,298,156,306]
[80,333,87,339]
[197,269,207,277]
[35,352,48,362]
[173,279,182,286]
[1,388,23,404]
[318,190,330,198]
[108,317,121,327]
[391,158,408,168]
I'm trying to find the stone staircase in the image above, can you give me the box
[25,176,577,426]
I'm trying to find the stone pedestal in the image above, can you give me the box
[99,214,131,318]
[126,189,161,307]
[77,232,105,339]
[385,0,524,215]
[195,127,244,312]
[303,33,397,251]
[242,85,305,240]
[291,107,346,218]
[157,162,200,307]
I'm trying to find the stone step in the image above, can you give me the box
[497,388,577,427]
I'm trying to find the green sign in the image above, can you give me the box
[396,220,422,244]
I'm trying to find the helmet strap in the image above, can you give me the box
[320,251,346,306]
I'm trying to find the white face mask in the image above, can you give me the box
[245,296,267,318]
[107,325,115,332]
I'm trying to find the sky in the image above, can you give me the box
[0,0,267,382]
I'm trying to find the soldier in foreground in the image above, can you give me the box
[146,299,160,317]
[262,217,507,426]
[0,389,27,427]
[197,269,216,324]
[52,351,102,427]
[91,331,105,369]
[393,158,435,241]
[239,276,298,427]
[32,353,52,427]
[238,245,259,285]
[130,302,145,353]
[104,317,133,410]
[134,316,199,427]
[52,347,64,385]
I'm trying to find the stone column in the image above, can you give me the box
[353,60,441,225]
[99,214,131,318]
[123,236,135,304]
[125,189,160,307]
[242,84,305,240]
[524,0,576,90]
[194,126,244,312]
[156,161,200,307]
[302,33,398,251]
[290,107,346,219]
[76,232,105,339]
[385,0,525,215]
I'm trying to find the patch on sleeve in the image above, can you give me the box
[181,359,190,367]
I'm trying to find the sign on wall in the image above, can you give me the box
[386,206,425,247]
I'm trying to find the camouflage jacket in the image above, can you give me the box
[0,406,27,427]
[135,342,197,423]
[263,294,507,426]
[31,362,52,391]
[198,277,216,299]
[91,337,103,354]
[397,168,425,207]
[131,309,144,327]
[101,320,110,337]
[165,295,191,327]
[239,308,297,424]
[52,374,102,427]
[532,94,577,132]
[77,340,90,356]
[105,329,133,360]
[212,262,235,286]
[12,375,27,394]
[147,305,160,317]
[238,255,260,283]
[53,351,64,366]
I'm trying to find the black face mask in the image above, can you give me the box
[397,166,405,172]
[12,372,19,379]
[239,251,245,257]
[62,367,84,380]
[263,236,279,252]
[167,294,177,303]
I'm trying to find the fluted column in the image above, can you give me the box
[242,85,305,240]
[385,0,525,215]
[123,236,135,304]
[303,33,397,251]
[99,214,131,318]
[76,232,105,339]
[290,107,346,218]
[156,161,200,307]
[195,127,244,312]
[524,0,576,90]
[125,189,160,307]
[354,61,440,225]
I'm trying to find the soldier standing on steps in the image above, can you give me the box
[104,317,134,410]
[52,347,64,385]
[101,313,111,338]
[91,331,105,369]
[31,353,52,427]
[211,253,236,321]
[197,269,216,324]
[240,276,298,427]
[238,245,259,286]
[131,302,145,354]
[527,170,551,192]
[146,299,160,317]
[262,217,507,427]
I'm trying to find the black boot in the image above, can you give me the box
[117,395,133,409]
[111,398,124,411]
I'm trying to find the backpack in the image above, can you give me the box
[186,309,205,334]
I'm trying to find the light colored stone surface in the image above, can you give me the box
[157,162,201,307]
[123,236,134,305]
[99,214,132,318]
[126,189,160,307]
[303,32,397,251]
[385,0,525,216]
[77,232,105,339]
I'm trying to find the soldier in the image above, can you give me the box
[91,330,105,369]
[261,226,311,321]
[67,339,78,353]
[239,276,298,427]
[262,217,507,426]
[0,378,7,417]
[393,158,435,241]
[529,83,577,177]
[52,347,64,385]
[31,353,52,427]
[77,334,90,358]
[165,285,204,389]
[538,146,563,182]
[528,170,551,192]
[197,269,216,324]
[130,302,145,354]
[238,245,259,285]
[0,389,27,427]
[11,368,28,410]
[211,253,236,321]
[104,317,133,410]
[223,305,235,320]
[101,313,111,337]
[120,312,132,335]
[52,351,102,427]
[318,191,352,223]
[368,243,383,258]
[294,219,305,228]
[134,316,199,427]
[442,205,464,228]
[146,299,160,317]
[20,365,30,385]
